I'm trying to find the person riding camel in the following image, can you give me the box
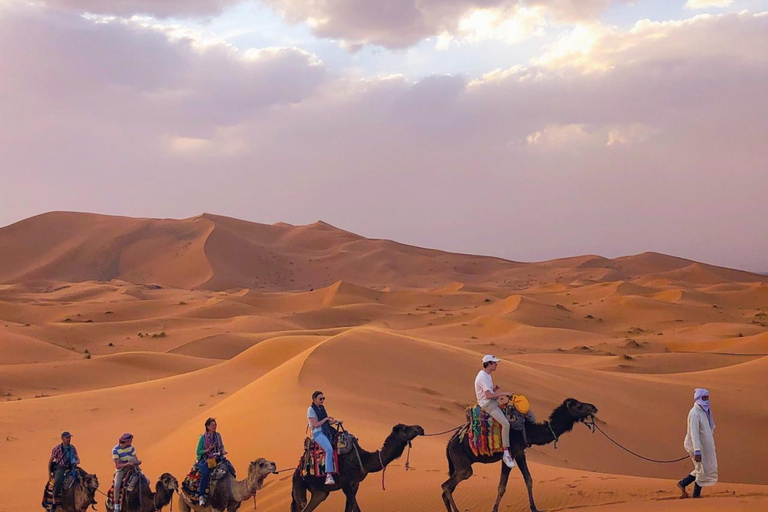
[48,431,81,512]
[307,390,342,486]
[475,355,516,468]
[112,432,141,512]
[196,417,228,507]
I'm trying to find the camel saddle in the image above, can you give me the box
[181,459,235,497]
[106,467,149,510]
[460,404,528,457]
[300,429,357,478]
[41,467,81,510]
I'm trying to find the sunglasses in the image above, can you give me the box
[318,397,325,401]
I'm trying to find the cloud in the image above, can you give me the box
[42,0,243,18]
[262,0,627,49]
[533,12,768,72]
[1,5,767,271]
[685,0,734,9]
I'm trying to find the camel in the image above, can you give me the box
[178,458,277,512]
[290,424,425,512]
[56,467,100,512]
[441,398,598,512]
[106,472,178,512]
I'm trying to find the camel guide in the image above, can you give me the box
[474,355,516,468]
[679,388,718,499]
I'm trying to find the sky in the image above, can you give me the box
[1,0,767,272]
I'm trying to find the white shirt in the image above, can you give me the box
[307,406,322,436]
[475,370,494,407]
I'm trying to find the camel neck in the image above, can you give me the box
[525,409,576,447]
[359,438,407,473]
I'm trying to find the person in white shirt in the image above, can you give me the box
[475,355,516,468]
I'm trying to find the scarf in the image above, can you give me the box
[311,403,335,439]
[694,388,715,430]
[204,432,221,453]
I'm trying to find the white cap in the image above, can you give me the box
[482,354,500,364]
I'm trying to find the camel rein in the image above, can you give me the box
[582,416,689,464]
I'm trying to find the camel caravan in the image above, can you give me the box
[42,353,714,512]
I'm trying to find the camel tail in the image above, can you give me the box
[446,435,455,476]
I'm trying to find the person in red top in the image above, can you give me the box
[48,431,80,512]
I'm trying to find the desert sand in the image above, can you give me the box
[1,212,767,512]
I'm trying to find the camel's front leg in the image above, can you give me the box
[491,463,512,512]
[516,454,540,512]
[342,482,361,512]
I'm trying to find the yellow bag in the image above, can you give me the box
[510,394,531,415]
[206,458,217,469]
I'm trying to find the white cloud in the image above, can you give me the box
[685,0,734,9]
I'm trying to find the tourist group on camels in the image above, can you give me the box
[43,354,717,512]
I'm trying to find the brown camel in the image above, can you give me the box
[178,458,277,512]
[57,468,100,512]
[106,472,178,512]
[441,398,598,512]
[290,424,425,512]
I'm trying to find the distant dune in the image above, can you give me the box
[1,212,764,291]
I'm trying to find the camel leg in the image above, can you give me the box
[441,460,472,512]
[177,493,191,512]
[342,482,360,512]
[491,463,512,512]
[516,454,540,512]
[291,471,308,512]
[300,489,330,512]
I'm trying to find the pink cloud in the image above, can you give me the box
[1,5,767,271]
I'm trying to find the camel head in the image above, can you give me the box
[248,458,277,491]
[562,398,598,421]
[82,472,99,493]
[157,473,178,493]
[391,424,425,443]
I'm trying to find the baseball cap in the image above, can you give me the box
[61,431,72,438]
[482,355,501,364]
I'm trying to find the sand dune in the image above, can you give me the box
[1,212,767,512]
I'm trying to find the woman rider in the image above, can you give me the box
[196,418,228,506]
[307,391,342,485]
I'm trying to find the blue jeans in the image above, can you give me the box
[313,431,335,473]
[197,460,211,496]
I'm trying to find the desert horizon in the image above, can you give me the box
[2,211,767,511]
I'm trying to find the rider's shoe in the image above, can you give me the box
[324,474,335,485]
[502,450,516,468]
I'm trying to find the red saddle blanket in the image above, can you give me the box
[301,439,338,477]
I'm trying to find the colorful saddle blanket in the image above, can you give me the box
[465,406,505,457]
[41,470,79,510]
[301,437,339,477]
[182,460,235,497]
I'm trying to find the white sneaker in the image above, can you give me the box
[198,496,205,506]
[502,451,516,468]
[324,474,335,485]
